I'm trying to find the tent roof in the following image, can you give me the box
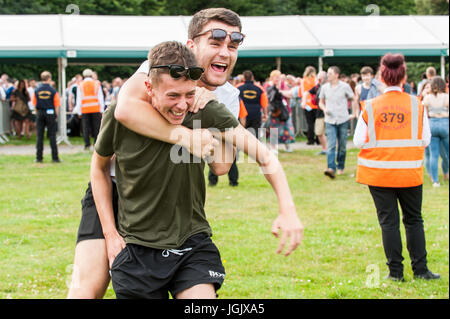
[0,14,448,61]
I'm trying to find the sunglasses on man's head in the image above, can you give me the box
[149,64,204,81]
[192,28,245,45]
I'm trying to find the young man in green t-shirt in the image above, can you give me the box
[92,41,303,299]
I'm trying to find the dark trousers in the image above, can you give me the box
[304,108,317,144]
[208,158,239,185]
[36,110,58,161]
[81,112,102,148]
[245,118,262,138]
[368,185,428,277]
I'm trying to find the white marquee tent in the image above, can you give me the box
[0,14,448,143]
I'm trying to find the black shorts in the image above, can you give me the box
[76,180,118,244]
[110,233,226,299]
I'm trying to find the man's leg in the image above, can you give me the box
[92,112,102,144]
[325,123,337,172]
[81,114,91,148]
[67,239,110,299]
[336,120,348,172]
[175,284,216,299]
[35,112,45,161]
[208,168,219,186]
[228,158,239,186]
[46,114,59,161]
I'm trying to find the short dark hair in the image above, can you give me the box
[188,8,242,40]
[147,41,198,85]
[360,66,374,75]
[243,70,253,81]
[328,66,340,75]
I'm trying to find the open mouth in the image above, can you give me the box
[170,110,185,118]
[211,62,228,73]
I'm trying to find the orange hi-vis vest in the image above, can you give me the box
[79,79,101,114]
[356,92,426,188]
[299,76,317,109]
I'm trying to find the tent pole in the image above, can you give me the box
[57,57,71,146]
[441,55,445,79]
[276,57,281,71]
[318,56,323,73]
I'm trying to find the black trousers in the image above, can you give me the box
[304,108,317,144]
[81,112,102,148]
[245,118,262,138]
[36,110,59,161]
[368,185,428,277]
[208,158,239,185]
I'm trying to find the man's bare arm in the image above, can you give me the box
[216,125,304,256]
[90,152,125,268]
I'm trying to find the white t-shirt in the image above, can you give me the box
[27,87,35,110]
[135,60,240,119]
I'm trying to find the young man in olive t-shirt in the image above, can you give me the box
[93,42,240,299]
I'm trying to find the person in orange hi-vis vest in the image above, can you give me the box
[353,53,440,282]
[75,69,105,150]
[299,66,318,145]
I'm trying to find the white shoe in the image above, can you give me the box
[285,144,293,153]
[432,182,440,188]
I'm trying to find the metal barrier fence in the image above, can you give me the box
[0,100,10,144]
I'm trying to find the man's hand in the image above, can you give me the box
[189,87,217,113]
[104,231,126,269]
[179,128,219,159]
[271,208,304,257]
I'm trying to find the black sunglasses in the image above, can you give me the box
[192,28,245,45]
[149,64,204,81]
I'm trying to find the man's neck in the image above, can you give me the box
[198,80,218,92]
[330,79,339,86]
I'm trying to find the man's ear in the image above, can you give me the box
[145,80,153,97]
[186,39,195,50]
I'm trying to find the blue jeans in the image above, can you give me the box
[325,121,349,171]
[429,118,449,183]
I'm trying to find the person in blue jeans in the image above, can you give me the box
[318,66,356,178]
[422,76,449,187]
[424,142,449,182]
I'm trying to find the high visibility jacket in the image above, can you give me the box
[356,92,426,188]
[79,79,101,114]
[299,76,317,109]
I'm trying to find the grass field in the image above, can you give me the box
[0,143,448,299]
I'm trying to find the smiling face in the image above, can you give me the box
[187,20,240,90]
[146,74,197,125]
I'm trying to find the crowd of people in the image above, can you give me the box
[1,63,449,184]
[230,64,449,185]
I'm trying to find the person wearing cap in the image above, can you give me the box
[32,71,61,163]
[353,53,440,282]
[75,69,105,150]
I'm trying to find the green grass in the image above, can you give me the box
[0,147,448,299]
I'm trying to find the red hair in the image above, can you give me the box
[380,53,406,86]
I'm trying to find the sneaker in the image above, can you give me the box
[432,182,440,188]
[337,169,344,175]
[285,144,293,153]
[414,271,441,280]
[384,274,405,282]
[229,182,239,187]
[52,158,61,163]
[324,169,335,179]
[316,150,327,156]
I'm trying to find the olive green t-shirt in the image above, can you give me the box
[95,101,239,249]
